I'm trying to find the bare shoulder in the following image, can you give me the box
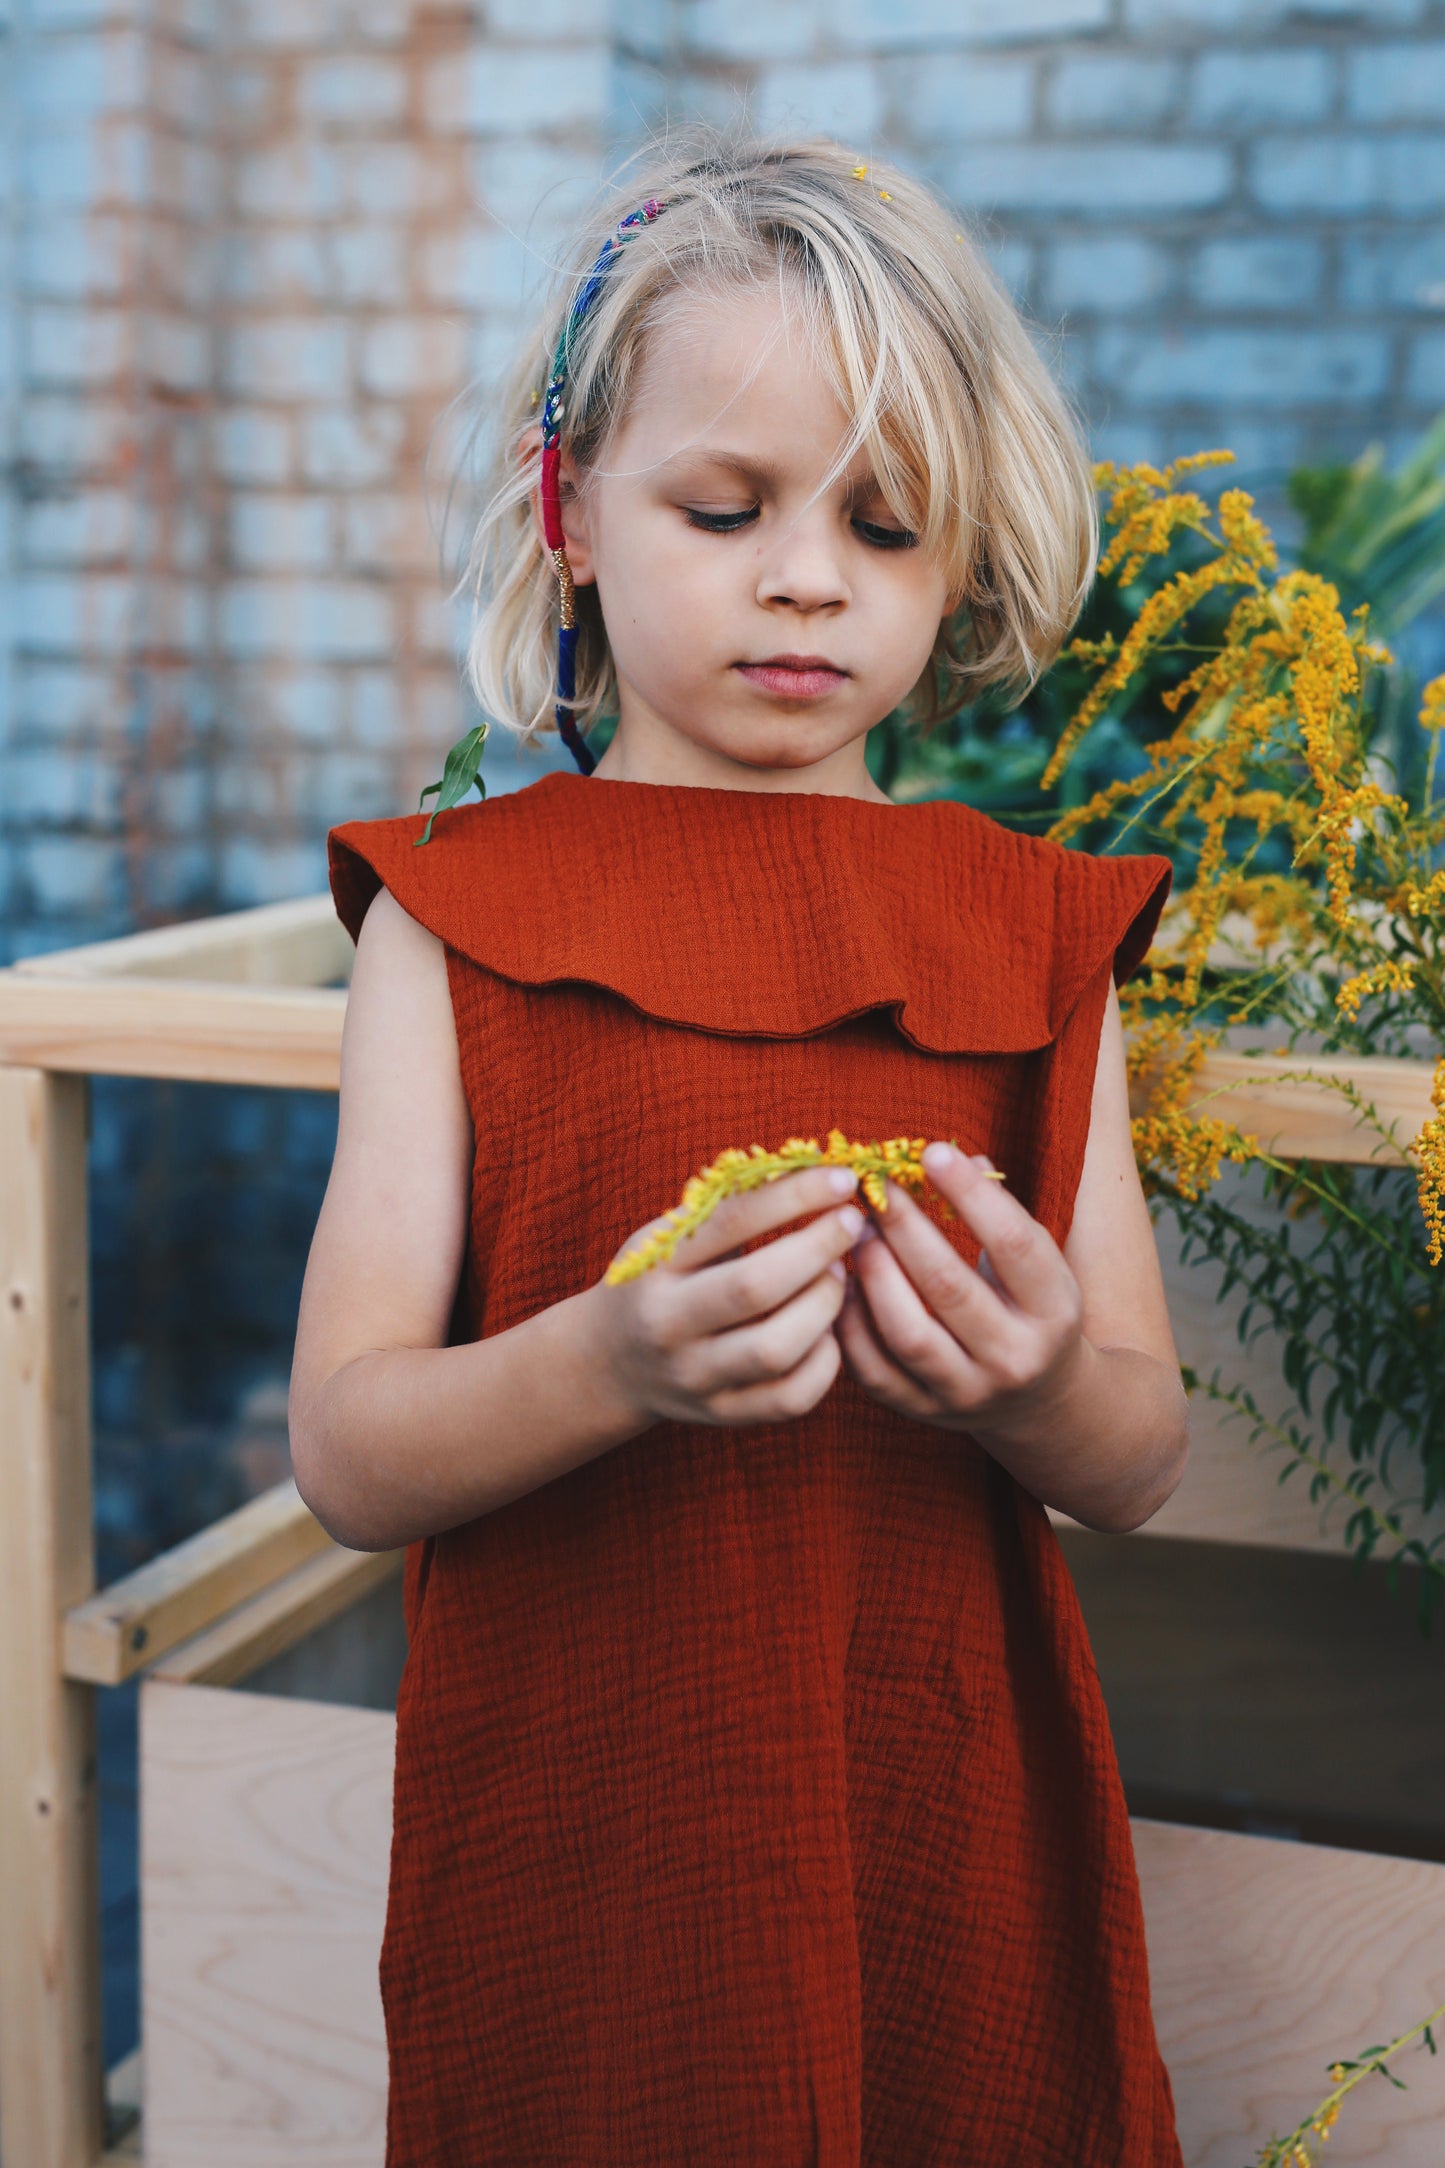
[345,883,448,1029]
[336,881,470,1194]
[290,887,473,1442]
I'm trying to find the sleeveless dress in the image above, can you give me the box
[327,770,1181,2168]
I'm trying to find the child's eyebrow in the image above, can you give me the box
[656,447,884,494]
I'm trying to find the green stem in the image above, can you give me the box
[1257,1998,1445,2166]
[1190,1376,1441,1574]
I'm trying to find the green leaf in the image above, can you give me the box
[414,721,489,847]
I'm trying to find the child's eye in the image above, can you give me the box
[681,505,917,547]
[853,517,919,550]
[683,506,759,533]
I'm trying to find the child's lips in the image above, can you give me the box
[735,657,850,699]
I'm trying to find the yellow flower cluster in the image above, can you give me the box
[1124,1013,1259,1201]
[1413,1058,1445,1269]
[604,1130,1006,1284]
[1046,458,1445,1265]
[1335,956,1416,1019]
[1404,868,1445,915]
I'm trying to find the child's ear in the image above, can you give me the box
[519,428,597,588]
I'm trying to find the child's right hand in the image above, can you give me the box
[590,1166,870,1429]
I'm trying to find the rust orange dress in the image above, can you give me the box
[327,770,1181,2167]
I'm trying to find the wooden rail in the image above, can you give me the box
[63,1481,338,1688]
[0,892,1438,2167]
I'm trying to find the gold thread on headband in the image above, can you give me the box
[549,546,576,631]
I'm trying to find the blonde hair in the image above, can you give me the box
[457,128,1097,749]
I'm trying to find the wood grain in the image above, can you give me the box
[149,1546,404,1689]
[1136,1818,1445,2166]
[142,1682,392,2168]
[8,895,351,989]
[1132,1048,1433,1166]
[63,1479,334,1687]
[1052,1165,1445,1561]
[0,975,347,1090]
[140,1682,1445,2166]
[0,1068,105,2168]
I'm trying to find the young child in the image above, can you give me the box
[291,131,1189,2165]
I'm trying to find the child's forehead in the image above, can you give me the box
[617,287,862,467]
[637,282,828,392]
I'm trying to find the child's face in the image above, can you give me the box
[561,284,952,796]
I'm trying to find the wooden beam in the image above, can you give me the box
[0,974,346,1089]
[63,1480,334,1688]
[1133,1047,1434,1166]
[149,1545,404,1689]
[9,894,350,989]
[0,1068,105,2168]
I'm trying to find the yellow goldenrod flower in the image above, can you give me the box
[605,1131,1006,1282]
[1335,957,1416,1020]
[1412,1058,1445,1270]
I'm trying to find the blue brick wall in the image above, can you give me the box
[647,0,1445,487]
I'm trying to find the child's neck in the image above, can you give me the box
[589,722,894,805]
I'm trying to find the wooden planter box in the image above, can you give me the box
[2,895,1442,2166]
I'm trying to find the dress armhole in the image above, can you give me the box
[1050,846,1172,1034]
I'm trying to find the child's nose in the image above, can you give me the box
[755,517,851,613]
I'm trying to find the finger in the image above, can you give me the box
[685,1262,848,1396]
[861,1181,1023,1379]
[649,1163,860,1275]
[913,1144,1068,1318]
[833,1275,941,1420]
[679,1202,867,1336]
[707,1319,842,1427]
[850,1213,997,1400]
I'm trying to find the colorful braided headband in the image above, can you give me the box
[539,195,665,776]
[415,194,664,845]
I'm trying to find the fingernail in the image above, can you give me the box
[838,1204,865,1238]
[827,1258,846,1281]
[922,1142,954,1173]
[827,1166,859,1196]
[852,1218,878,1246]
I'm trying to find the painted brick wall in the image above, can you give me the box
[4,0,609,965]
[7,0,1445,965]
[635,0,1445,487]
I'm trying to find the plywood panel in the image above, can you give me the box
[1052,1166,1445,1562]
[1136,1818,1445,2166]
[1063,1528,1445,1858]
[142,1684,1445,2166]
[141,1682,391,2168]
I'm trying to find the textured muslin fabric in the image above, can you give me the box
[327,771,1181,2168]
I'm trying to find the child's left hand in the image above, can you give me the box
[833,1141,1087,1439]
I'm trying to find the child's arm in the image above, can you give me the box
[289,889,868,1551]
[833,980,1190,1534]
